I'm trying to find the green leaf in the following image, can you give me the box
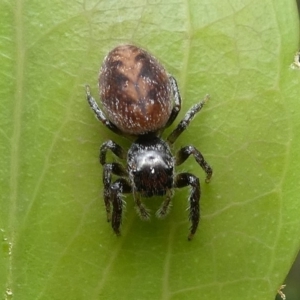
[1,0,300,299]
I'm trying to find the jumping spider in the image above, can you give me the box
[86,44,213,240]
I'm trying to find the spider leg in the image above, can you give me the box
[103,163,127,221]
[156,189,173,218]
[133,191,151,220]
[164,75,182,128]
[110,178,132,235]
[167,94,210,145]
[174,173,200,241]
[175,145,212,183]
[100,140,126,165]
[100,140,127,221]
[85,85,124,136]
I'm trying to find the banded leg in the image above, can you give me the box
[165,75,182,128]
[175,146,213,183]
[174,173,200,241]
[167,94,210,145]
[85,85,123,136]
[110,178,132,235]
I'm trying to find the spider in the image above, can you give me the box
[85,44,213,240]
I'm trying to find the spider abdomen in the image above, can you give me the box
[99,44,172,135]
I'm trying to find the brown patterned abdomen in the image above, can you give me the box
[99,45,172,135]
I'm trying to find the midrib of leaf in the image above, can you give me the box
[6,0,25,297]
[90,210,137,299]
[159,1,193,299]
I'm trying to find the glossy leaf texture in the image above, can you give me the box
[0,0,300,299]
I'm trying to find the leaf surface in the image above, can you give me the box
[0,1,300,299]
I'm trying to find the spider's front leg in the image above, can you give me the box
[174,146,212,240]
[156,189,173,218]
[100,141,127,221]
[110,178,132,235]
[133,191,151,220]
[174,173,200,240]
[175,145,213,183]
